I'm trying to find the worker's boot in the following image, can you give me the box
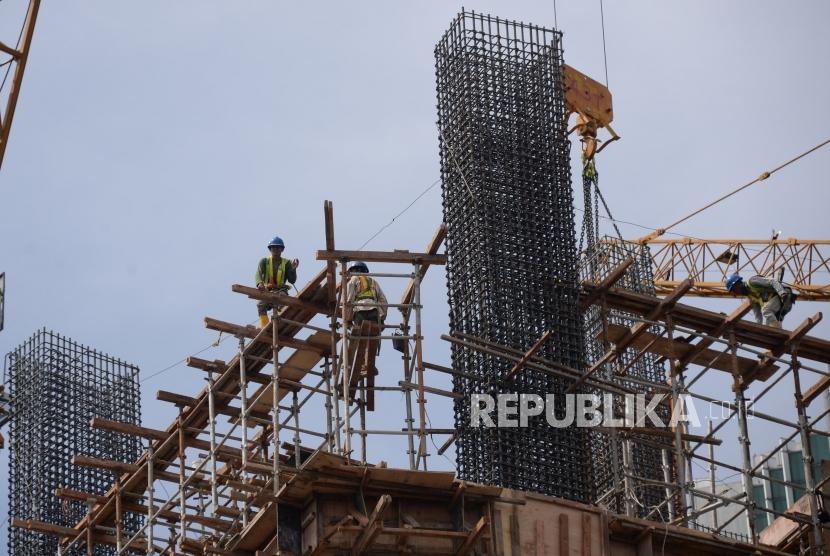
[258,314,269,328]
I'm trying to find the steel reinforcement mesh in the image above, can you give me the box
[4,329,143,555]
[435,10,591,501]
[581,239,672,517]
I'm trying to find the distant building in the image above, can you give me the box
[693,390,830,539]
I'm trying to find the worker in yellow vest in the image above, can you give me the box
[255,235,299,328]
[345,262,388,326]
[725,273,794,328]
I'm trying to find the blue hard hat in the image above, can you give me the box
[725,274,743,292]
[267,236,285,249]
[348,261,369,273]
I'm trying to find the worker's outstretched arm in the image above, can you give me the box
[285,262,297,285]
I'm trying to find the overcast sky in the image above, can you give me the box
[1,1,828,540]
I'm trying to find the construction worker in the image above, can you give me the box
[345,261,388,326]
[725,274,794,328]
[345,262,388,401]
[255,235,299,328]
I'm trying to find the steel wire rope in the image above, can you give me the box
[599,0,609,87]
[649,137,830,240]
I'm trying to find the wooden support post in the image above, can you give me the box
[351,495,391,556]
[325,200,337,304]
[455,516,488,556]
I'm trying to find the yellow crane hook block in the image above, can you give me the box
[563,64,620,159]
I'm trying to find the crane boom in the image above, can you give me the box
[633,238,830,301]
[0,0,40,171]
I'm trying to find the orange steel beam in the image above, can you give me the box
[0,0,40,170]
[613,238,830,301]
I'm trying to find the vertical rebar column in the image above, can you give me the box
[436,10,589,500]
[5,329,143,555]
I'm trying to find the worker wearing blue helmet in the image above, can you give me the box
[345,261,388,326]
[725,273,794,328]
[255,235,299,328]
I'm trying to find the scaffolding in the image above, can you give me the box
[11,203,464,554]
[578,258,830,553]
[436,9,591,502]
[4,329,143,555]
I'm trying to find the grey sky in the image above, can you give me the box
[1,0,828,541]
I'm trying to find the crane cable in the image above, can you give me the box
[639,137,830,242]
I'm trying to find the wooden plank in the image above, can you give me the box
[579,257,633,311]
[12,518,78,537]
[580,284,830,364]
[232,284,332,316]
[317,249,447,265]
[325,200,338,304]
[569,279,693,391]
[455,516,488,556]
[400,224,447,323]
[505,331,552,381]
[603,324,778,382]
[351,494,391,556]
[186,356,226,373]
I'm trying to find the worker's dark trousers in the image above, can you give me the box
[353,309,380,325]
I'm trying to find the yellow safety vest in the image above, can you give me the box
[355,276,378,300]
[745,281,773,305]
[265,257,289,289]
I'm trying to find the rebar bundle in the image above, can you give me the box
[435,10,591,501]
[4,329,142,555]
[581,239,672,517]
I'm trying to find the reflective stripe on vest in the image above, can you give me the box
[356,276,377,300]
[266,257,289,288]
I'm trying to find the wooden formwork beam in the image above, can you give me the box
[317,249,447,265]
